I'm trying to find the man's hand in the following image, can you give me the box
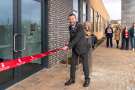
[62,46,69,50]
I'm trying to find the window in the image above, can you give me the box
[0,0,13,59]
[73,0,79,21]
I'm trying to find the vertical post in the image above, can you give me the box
[78,0,83,23]
[13,0,22,80]
[86,0,90,21]
[13,0,22,59]
[41,0,49,67]
[93,9,95,32]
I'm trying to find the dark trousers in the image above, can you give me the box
[125,38,129,49]
[130,37,135,49]
[121,38,129,49]
[70,50,90,80]
[106,37,113,47]
[121,37,124,49]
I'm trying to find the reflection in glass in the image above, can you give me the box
[73,0,79,21]
[83,1,86,22]
[21,0,41,63]
[0,0,13,84]
[0,0,13,59]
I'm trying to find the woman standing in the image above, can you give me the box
[84,22,91,48]
[84,22,97,49]
[114,26,121,48]
[121,26,129,50]
[84,21,93,77]
[105,24,113,48]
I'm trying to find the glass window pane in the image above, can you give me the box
[0,0,13,84]
[0,0,13,59]
[21,0,41,64]
[73,0,79,21]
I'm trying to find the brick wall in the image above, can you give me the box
[122,0,135,27]
[48,0,73,67]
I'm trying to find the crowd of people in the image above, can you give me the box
[105,23,135,51]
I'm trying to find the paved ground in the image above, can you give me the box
[7,41,135,90]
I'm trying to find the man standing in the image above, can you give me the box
[129,23,135,51]
[63,14,90,87]
[105,24,113,48]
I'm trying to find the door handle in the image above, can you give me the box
[14,33,26,52]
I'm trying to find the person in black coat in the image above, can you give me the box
[105,24,113,48]
[63,14,90,87]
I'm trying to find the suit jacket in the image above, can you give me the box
[68,23,89,55]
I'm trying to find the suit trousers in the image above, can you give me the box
[70,49,90,80]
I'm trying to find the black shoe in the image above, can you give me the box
[65,79,75,86]
[83,78,90,87]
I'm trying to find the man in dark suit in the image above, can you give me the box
[63,14,90,87]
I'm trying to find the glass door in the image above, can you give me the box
[0,0,45,87]
[0,0,14,84]
[20,0,42,76]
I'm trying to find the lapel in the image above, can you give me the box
[74,22,78,31]
[69,23,78,33]
[69,23,78,38]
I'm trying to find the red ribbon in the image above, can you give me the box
[0,47,67,72]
